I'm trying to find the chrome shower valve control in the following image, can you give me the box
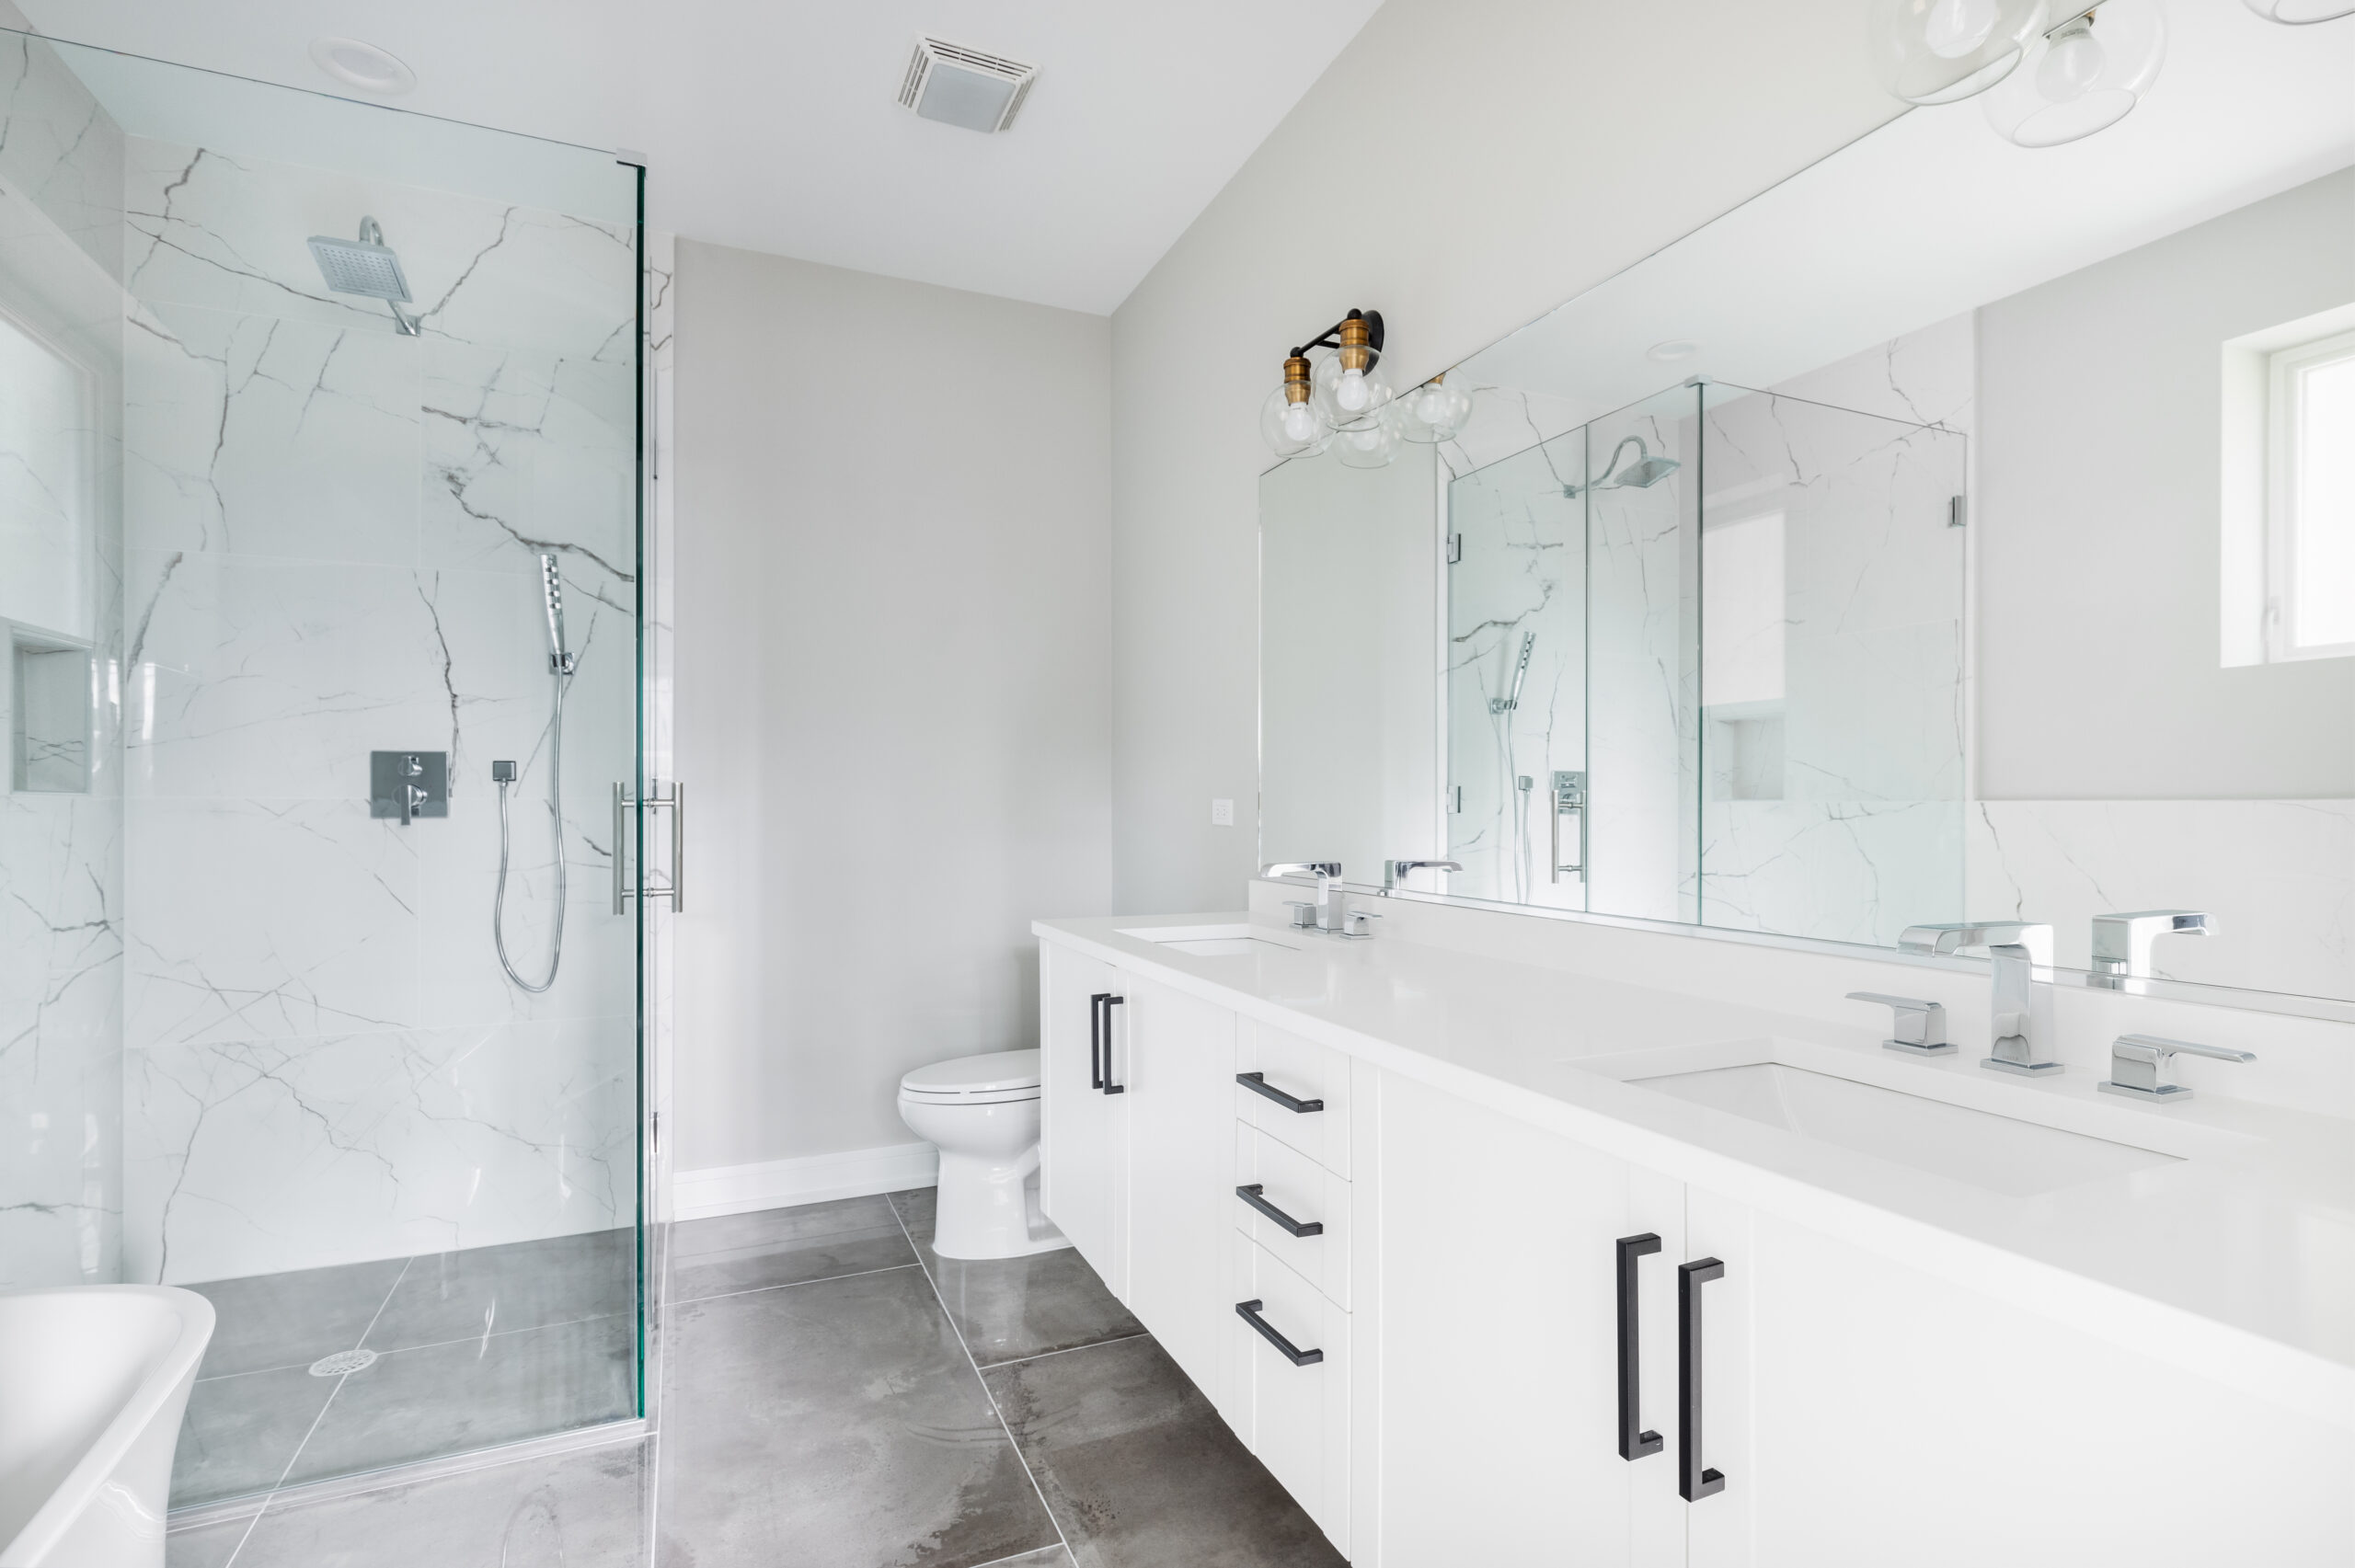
[1844,991,1953,1057]
[2098,1034,2255,1102]
[369,750,447,825]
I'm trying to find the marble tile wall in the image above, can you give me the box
[1694,320,1971,946]
[1969,800,2353,1001]
[0,27,125,1289]
[116,137,641,1284]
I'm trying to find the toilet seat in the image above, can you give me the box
[899,1048,1041,1105]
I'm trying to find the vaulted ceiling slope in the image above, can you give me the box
[13,0,1385,313]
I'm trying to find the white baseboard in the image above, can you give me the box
[671,1141,939,1221]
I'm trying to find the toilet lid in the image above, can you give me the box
[901,1048,1041,1098]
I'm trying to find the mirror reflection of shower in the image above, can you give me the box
[305,215,420,335]
[493,554,578,993]
[1490,630,1536,901]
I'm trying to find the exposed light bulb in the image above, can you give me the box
[1281,403,1320,443]
[2037,21,2105,101]
[1413,386,1450,422]
[1923,0,2002,58]
[1335,368,1372,413]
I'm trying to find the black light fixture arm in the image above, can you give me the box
[1289,307,1384,363]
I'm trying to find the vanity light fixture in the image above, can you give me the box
[1261,308,1388,460]
[1982,0,2166,147]
[308,37,417,96]
[1394,373,1473,443]
[1867,0,2051,104]
[2241,0,2354,21]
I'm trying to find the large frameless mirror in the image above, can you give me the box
[1260,3,2352,1012]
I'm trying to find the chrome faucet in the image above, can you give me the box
[1263,862,1345,933]
[2089,910,2214,989]
[1897,921,2062,1076]
[1384,858,1462,894]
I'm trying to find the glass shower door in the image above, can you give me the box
[0,29,647,1509]
[1446,430,1587,909]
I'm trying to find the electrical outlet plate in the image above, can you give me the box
[1211,798,1235,827]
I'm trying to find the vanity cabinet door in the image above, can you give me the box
[1372,1069,1640,1568]
[1039,942,1126,1296]
[1122,973,1236,1397]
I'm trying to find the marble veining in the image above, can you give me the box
[109,132,640,1283]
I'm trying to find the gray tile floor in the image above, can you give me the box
[167,1192,1340,1568]
[171,1230,638,1508]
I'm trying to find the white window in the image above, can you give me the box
[2267,328,2355,661]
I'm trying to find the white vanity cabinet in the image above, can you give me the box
[1368,1065,1752,1568]
[1039,943,1128,1290]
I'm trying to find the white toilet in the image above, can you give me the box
[896,1048,1071,1260]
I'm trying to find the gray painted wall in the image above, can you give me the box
[1976,168,2355,801]
[672,242,1113,1172]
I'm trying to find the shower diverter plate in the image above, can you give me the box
[1115,922,1301,957]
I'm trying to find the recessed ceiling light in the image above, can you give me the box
[1647,340,1700,363]
[309,37,417,96]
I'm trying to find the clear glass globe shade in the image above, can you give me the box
[1259,384,1332,459]
[1924,0,2001,57]
[1982,0,2164,148]
[1334,413,1403,469]
[1396,379,1474,443]
[2036,27,2104,100]
[1868,0,2048,104]
[1310,349,1394,427]
[2243,0,2355,20]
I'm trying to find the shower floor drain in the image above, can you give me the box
[308,1348,378,1377]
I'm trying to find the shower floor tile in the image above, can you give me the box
[172,1367,339,1508]
[289,1313,636,1485]
[889,1186,1144,1366]
[186,1257,411,1379]
[362,1229,635,1352]
[665,1193,917,1302]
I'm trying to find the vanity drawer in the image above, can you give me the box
[1232,1123,1350,1308]
[1234,1018,1352,1178]
[1227,1232,1350,1555]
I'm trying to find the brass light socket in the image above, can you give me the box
[1338,314,1372,374]
[1282,352,1312,405]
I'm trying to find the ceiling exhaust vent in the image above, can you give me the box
[896,37,1037,133]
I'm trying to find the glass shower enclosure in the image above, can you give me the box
[1445,381,1968,944]
[0,29,649,1507]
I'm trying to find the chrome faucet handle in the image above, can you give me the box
[2098,1034,2255,1103]
[2090,910,2214,987]
[1340,909,1383,938]
[1384,858,1462,891]
[1845,992,1953,1058]
[1897,921,2054,967]
[1282,900,1318,930]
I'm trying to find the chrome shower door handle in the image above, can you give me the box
[614,781,685,914]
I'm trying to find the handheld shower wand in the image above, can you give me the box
[494,553,575,993]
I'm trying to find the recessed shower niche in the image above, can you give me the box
[9,632,92,793]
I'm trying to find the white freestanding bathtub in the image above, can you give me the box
[0,1287,215,1568]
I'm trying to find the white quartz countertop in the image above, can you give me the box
[1036,912,2355,1430]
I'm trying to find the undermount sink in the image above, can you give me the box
[1116,922,1301,957]
[1581,1039,2211,1198]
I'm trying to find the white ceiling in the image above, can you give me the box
[14,0,1384,314]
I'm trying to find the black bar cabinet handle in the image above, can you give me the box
[1235,1070,1322,1114]
[1088,992,1109,1090]
[1235,1299,1323,1366]
[1679,1256,1727,1502]
[1616,1233,1663,1460]
[1100,995,1125,1093]
[1235,1184,1324,1237]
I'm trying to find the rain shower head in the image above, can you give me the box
[1610,453,1681,489]
[1563,435,1681,497]
[307,218,419,334]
